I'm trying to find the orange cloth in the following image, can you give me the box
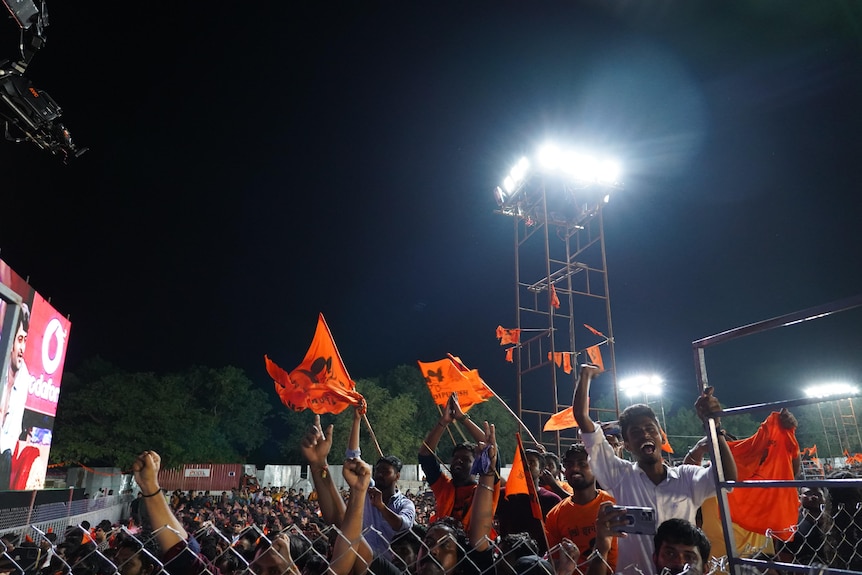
[584,324,605,338]
[505,348,514,363]
[545,491,618,571]
[430,476,500,531]
[417,357,493,412]
[496,326,521,345]
[544,407,579,432]
[507,434,543,522]
[550,285,560,309]
[586,345,604,372]
[727,411,800,539]
[265,313,364,414]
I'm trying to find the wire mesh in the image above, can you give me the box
[4,486,862,574]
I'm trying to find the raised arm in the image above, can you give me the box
[419,394,456,457]
[347,404,362,458]
[694,386,738,482]
[330,458,374,575]
[573,364,602,434]
[132,451,188,553]
[468,421,497,551]
[300,414,347,526]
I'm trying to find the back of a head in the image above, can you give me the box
[512,555,553,575]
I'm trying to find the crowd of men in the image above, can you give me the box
[3,364,862,575]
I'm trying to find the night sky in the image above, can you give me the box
[2,1,861,416]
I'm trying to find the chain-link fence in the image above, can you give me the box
[5,491,862,575]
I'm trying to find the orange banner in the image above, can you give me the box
[496,326,521,345]
[417,357,493,412]
[584,324,606,338]
[550,285,560,309]
[586,345,604,372]
[506,434,543,522]
[543,407,579,431]
[265,313,364,414]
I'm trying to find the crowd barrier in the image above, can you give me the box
[2,496,862,574]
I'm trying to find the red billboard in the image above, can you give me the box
[0,259,71,490]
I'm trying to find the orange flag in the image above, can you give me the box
[265,313,364,414]
[506,434,544,522]
[549,285,560,309]
[586,345,604,372]
[660,428,674,454]
[543,407,579,431]
[584,324,605,338]
[496,326,521,345]
[505,348,514,363]
[417,357,493,412]
[562,354,572,374]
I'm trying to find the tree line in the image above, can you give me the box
[51,359,857,470]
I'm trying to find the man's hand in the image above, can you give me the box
[131,451,161,494]
[579,363,602,381]
[549,538,580,575]
[694,386,722,424]
[539,468,560,488]
[252,533,298,575]
[368,486,385,510]
[300,414,333,469]
[342,458,372,492]
[443,392,464,424]
[596,501,629,541]
[477,421,497,468]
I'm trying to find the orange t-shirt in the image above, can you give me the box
[545,490,618,571]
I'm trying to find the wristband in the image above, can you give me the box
[142,488,162,498]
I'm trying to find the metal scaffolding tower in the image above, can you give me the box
[496,173,620,454]
[817,397,862,458]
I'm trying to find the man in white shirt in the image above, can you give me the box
[573,364,737,571]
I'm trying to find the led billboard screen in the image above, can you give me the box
[0,259,71,490]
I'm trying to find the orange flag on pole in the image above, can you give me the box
[505,348,514,363]
[417,357,493,412]
[265,313,364,414]
[506,433,544,522]
[496,326,521,345]
[584,324,606,338]
[549,285,560,309]
[586,345,604,372]
[543,407,579,431]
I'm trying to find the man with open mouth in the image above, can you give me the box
[572,364,737,572]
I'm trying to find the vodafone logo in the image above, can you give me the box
[41,317,67,375]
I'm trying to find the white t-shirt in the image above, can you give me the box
[582,426,717,572]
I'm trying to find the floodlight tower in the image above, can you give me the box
[494,144,623,453]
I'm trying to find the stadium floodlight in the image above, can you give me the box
[493,141,623,211]
[597,160,621,184]
[620,374,664,398]
[803,382,859,399]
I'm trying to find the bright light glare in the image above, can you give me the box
[538,144,562,169]
[804,382,859,398]
[603,194,611,203]
[597,160,621,183]
[620,374,664,398]
[510,156,530,182]
[503,175,515,193]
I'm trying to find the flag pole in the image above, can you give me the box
[487,386,543,447]
[361,413,384,459]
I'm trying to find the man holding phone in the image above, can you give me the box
[573,364,736,571]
